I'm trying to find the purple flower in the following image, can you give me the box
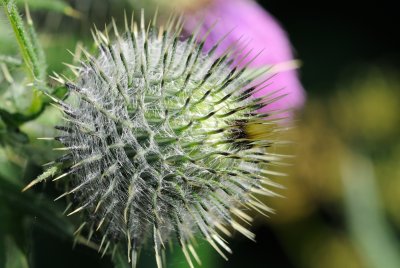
[184,0,306,116]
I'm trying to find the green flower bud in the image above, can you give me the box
[25,12,286,268]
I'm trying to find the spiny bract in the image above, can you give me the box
[26,12,287,268]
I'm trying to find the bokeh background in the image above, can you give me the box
[1,0,399,267]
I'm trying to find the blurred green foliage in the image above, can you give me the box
[261,69,400,268]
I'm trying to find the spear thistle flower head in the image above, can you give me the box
[25,12,286,268]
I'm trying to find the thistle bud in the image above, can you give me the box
[26,12,286,268]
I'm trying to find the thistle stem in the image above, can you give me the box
[2,0,45,80]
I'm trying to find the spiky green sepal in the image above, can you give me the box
[28,12,286,268]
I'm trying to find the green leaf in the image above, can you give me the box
[341,154,400,268]
[0,104,46,126]
[0,149,23,183]
[3,236,29,268]
[2,0,43,80]
[24,3,47,81]
[0,174,74,240]
[15,0,80,18]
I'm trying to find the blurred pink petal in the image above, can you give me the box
[184,0,306,116]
